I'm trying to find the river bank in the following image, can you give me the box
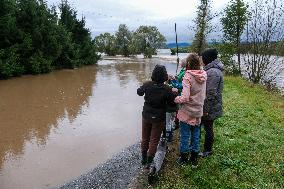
[58,76,284,189]
[156,76,284,188]
[58,143,142,189]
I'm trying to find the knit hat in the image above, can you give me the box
[201,48,218,65]
[151,65,168,83]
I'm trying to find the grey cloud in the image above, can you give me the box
[47,0,225,43]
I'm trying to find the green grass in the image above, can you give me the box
[156,76,284,189]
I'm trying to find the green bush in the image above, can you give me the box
[0,48,24,78]
[170,47,189,55]
[29,52,52,74]
[212,43,240,75]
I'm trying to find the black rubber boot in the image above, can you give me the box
[144,155,154,171]
[147,156,154,165]
[176,152,189,166]
[190,152,198,168]
[141,151,147,165]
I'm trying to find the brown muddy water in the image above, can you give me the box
[0,56,177,189]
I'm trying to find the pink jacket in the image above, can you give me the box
[174,70,207,125]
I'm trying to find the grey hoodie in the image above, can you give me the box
[203,59,224,120]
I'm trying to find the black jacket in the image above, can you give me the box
[137,81,177,122]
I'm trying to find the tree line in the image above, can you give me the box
[94,24,166,58]
[187,0,284,87]
[0,0,100,79]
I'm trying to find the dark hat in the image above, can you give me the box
[201,48,218,65]
[151,65,168,83]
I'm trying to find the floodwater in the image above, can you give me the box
[1,49,283,189]
[0,54,177,189]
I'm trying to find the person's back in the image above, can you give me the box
[137,65,177,168]
[174,53,207,167]
[200,48,224,158]
[203,59,224,120]
[178,70,207,118]
[138,81,174,121]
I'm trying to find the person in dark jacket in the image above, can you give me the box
[137,65,177,167]
[200,48,224,157]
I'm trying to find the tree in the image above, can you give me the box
[115,24,132,57]
[0,0,99,78]
[132,26,166,58]
[221,0,248,73]
[94,33,117,56]
[191,0,214,54]
[212,42,239,75]
[243,0,284,87]
[58,0,99,67]
[0,0,24,78]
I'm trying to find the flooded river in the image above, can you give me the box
[1,50,283,189]
[0,55,177,189]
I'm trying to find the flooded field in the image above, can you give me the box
[0,50,283,189]
[0,55,177,189]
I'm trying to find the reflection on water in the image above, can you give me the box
[0,57,177,189]
[0,67,97,164]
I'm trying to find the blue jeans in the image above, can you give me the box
[179,121,201,153]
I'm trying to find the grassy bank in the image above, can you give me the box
[156,76,284,189]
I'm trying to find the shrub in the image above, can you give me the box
[0,48,24,78]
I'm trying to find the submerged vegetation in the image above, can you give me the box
[94,24,166,58]
[156,76,284,188]
[170,47,189,55]
[0,0,100,79]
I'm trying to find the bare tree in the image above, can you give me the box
[243,0,284,88]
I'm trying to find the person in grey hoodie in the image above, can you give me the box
[200,48,224,157]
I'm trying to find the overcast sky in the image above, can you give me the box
[47,0,232,43]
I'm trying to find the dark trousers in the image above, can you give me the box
[202,119,214,152]
[141,118,165,157]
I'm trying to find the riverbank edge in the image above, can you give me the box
[155,76,284,188]
[57,143,144,189]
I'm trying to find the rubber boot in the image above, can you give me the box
[144,155,154,171]
[147,156,154,165]
[141,151,147,165]
[176,152,189,166]
[190,152,198,168]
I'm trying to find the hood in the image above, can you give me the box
[151,64,168,83]
[204,59,224,71]
[185,70,207,83]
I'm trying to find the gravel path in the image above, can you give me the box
[57,143,142,189]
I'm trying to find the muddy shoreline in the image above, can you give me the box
[57,143,144,189]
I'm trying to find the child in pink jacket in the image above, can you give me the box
[174,53,207,167]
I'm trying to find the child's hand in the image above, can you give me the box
[168,74,175,80]
[172,88,178,93]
